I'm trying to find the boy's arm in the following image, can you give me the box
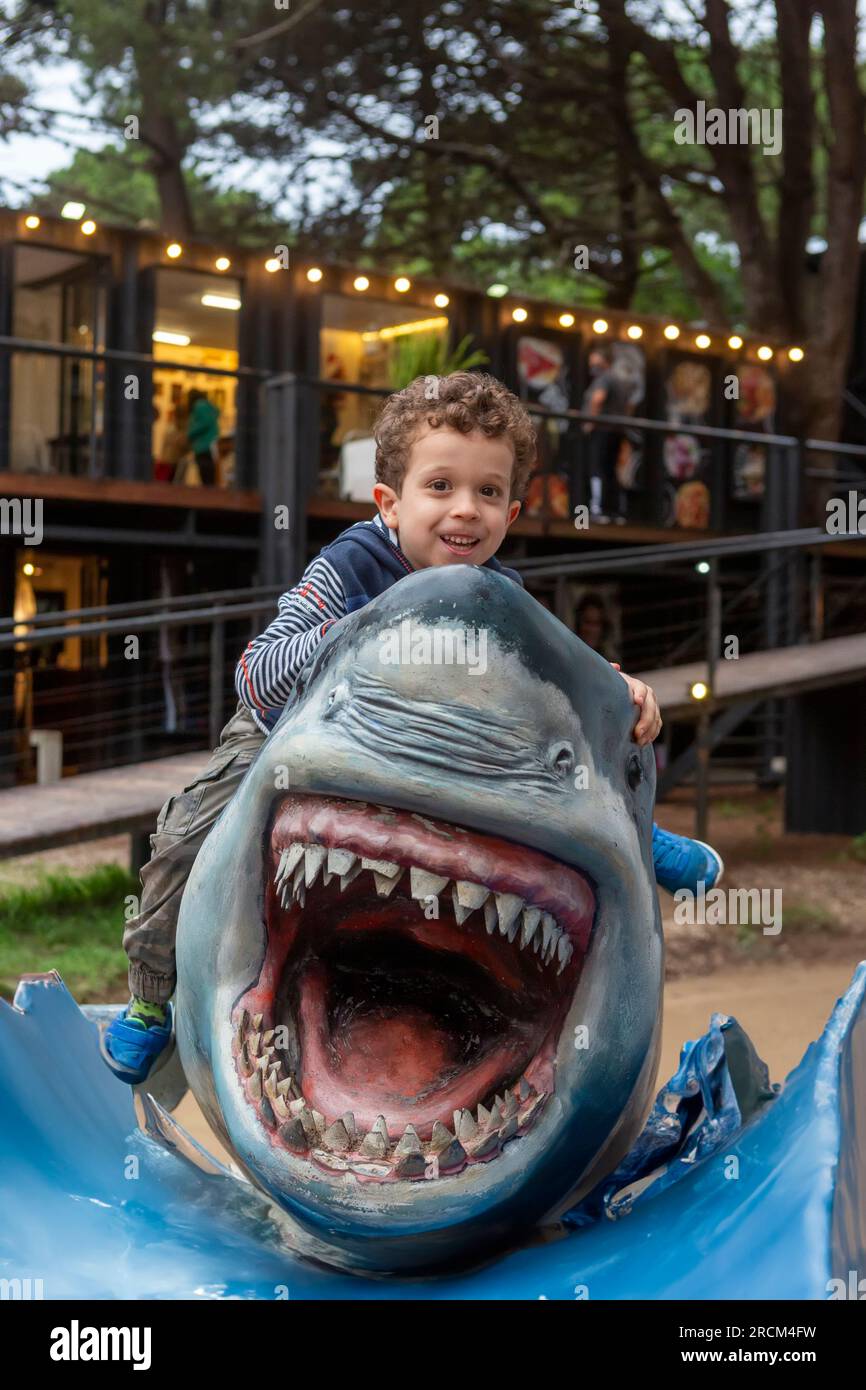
[611,663,662,746]
[235,555,347,719]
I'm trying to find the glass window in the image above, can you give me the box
[151,268,241,487]
[10,244,106,477]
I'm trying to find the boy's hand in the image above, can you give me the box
[610,663,662,746]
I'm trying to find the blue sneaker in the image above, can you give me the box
[651,824,724,896]
[103,1003,173,1085]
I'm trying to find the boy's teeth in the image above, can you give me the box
[273,841,575,974]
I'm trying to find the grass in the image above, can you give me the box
[0,864,137,1004]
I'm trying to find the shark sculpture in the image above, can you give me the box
[174,564,662,1272]
[1,565,863,1296]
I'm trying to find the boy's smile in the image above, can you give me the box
[373,425,521,571]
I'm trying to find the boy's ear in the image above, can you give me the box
[505,500,522,529]
[373,482,399,526]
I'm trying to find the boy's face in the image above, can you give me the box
[373,425,521,571]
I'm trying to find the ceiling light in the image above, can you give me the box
[757,345,773,361]
[626,324,643,340]
[80,220,97,236]
[166,242,182,259]
[394,276,411,292]
[215,256,231,271]
[152,330,191,346]
[434,293,449,308]
[728,335,743,350]
[201,294,241,311]
[663,324,680,340]
[592,318,609,334]
[24,215,40,230]
[353,275,370,291]
[695,334,711,350]
[559,312,575,328]
[306,267,323,283]
[788,346,804,362]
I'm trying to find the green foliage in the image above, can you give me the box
[0,864,137,1003]
[387,332,489,391]
[36,145,284,245]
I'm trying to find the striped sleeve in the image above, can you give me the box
[234,555,347,718]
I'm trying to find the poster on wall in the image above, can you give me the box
[731,365,776,500]
[517,335,572,520]
[663,358,713,528]
[611,343,646,494]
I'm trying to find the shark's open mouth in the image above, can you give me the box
[231,794,595,1183]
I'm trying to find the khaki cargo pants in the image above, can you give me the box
[123,702,266,1004]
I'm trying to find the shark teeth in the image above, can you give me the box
[232,1007,549,1181]
[272,841,575,975]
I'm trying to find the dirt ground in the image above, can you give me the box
[3,786,864,1144]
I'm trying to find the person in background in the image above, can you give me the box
[582,344,628,524]
[186,389,220,486]
[575,591,617,662]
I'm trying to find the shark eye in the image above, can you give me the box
[324,682,349,716]
[548,741,575,777]
[627,753,643,790]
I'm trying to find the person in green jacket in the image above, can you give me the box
[186,389,220,486]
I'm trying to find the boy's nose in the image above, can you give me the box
[449,493,481,518]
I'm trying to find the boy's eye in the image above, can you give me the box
[429,479,451,491]
[481,485,501,497]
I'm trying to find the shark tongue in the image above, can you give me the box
[295,959,530,1139]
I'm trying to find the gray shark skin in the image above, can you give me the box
[175,565,663,1274]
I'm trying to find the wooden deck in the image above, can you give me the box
[0,633,864,863]
[0,752,207,860]
[640,633,866,721]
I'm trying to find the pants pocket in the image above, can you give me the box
[155,748,247,838]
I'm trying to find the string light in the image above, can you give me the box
[788,346,805,362]
[559,312,575,328]
[353,275,370,291]
[663,324,680,340]
[690,681,709,701]
[306,267,323,283]
[265,258,282,273]
[394,276,411,292]
[695,334,711,350]
[81,219,97,236]
[434,293,450,308]
[626,324,643,340]
[166,242,183,259]
[24,215,40,230]
[757,345,773,361]
[592,318,609,334]
[728,335,743,350]
[215,256,231,271]
[512,307,528,322]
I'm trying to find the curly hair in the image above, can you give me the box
[374,371,537,501]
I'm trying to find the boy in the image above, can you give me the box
[105,371,721,1082]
